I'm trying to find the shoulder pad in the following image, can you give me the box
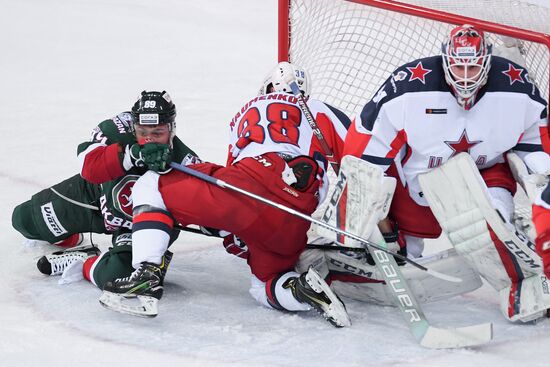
[93,112,135,145]
[486,56,546,105]
[385,56,448,98]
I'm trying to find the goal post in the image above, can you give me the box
[278,0,550,117]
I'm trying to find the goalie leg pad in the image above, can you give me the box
[420,154,541,291]
[499,274,550,322]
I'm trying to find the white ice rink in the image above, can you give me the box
[1,1,549,366]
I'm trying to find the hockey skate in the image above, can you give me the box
[285,267,351,327]
[99,251,173,318]
[37,244,100,276]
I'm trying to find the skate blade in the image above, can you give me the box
[99,291,158,318]
[306,268,352,327]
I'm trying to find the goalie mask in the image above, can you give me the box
[131,90,177,144]
[259,61,311,98]
[441,24,493,110]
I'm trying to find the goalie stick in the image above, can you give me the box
[325,156,492,348]
[169,161,460,283]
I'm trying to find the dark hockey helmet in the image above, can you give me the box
[131,90,177,134]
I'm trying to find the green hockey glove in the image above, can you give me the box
[123,143,172,173]
[140,143,172,173]
[123,143,146,170]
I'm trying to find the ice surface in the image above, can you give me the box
[1,1,549,366]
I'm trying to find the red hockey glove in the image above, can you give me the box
[222,235,249,260]
[535,230,550,278]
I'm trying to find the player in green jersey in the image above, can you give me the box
[12,91,199,288]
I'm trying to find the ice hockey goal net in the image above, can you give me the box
[280,0,550,242]
[278,0,550,118]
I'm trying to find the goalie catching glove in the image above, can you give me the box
[123,143,172,173]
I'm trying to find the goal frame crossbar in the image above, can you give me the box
[278,0,550,105]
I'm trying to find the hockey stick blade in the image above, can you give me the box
[99,291,158,318]
[420,323,493,349]
[370,227,492,348]
[321,240,461,283]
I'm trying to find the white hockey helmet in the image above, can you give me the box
[441,24,493,109]
[259,61,311,97]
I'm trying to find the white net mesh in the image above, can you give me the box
[287,0,550,117]
[286,0,550,241]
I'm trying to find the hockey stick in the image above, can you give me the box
[286,80,340,174]
[369,228,492,348]
[169,161,460,283]
[327,155,492,348]
[174,223,369,253]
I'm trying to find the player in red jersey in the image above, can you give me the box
[100,62,353,327]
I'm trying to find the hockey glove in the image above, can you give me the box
[123,143,172,173]
[123,143,146,170]
[222,235,249,260]
[140,143,172,173]
[535,230,550,279]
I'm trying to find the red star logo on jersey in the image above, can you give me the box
[444,130,482,157]
[407,62,432,84]
[502,64,525,85]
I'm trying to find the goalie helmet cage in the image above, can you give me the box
[278,0,550,118]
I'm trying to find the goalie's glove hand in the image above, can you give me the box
[535,230,550,279]
[123,143,172,173]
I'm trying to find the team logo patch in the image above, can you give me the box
[407,62,432,84]
[393,70,407,82]
[112,175,140,218]
[426,108,447,114]
[139,113,160,125]
[502,64,525,85]
[41,202,68,237]
[455,46,476,57]
[444,130,482,157]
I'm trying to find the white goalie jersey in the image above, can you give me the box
[344,55,549,206]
